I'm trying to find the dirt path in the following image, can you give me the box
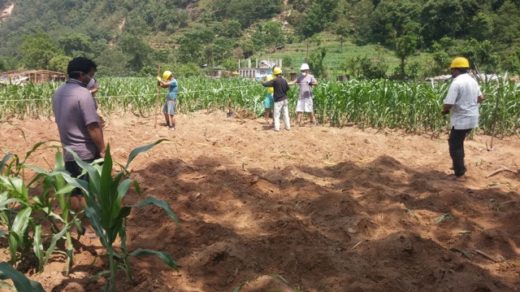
[1,111,519,291]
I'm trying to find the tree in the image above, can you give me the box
[59,33,93,57]
[454,39,499,73]
[222,58,237,71]
[252,21,286,52]
[174,62,203,78]
[289,0,312,12]
[202,37,234,67]
[346,56,388,79]
[0,58,7,71]
[216,19,242,38]
[492,0,520,46]
[500,47,520,74]
[430,39,452,75]
[393,22,421,79]
[178,27,214,64]
[282,56,293,68]
[469,12,494,41]
[95,48,128,76]
[119,33,152,73]
[212,0,283,28]
[48,55,70,73]
[238,39,255,59]
[420,0,480,45]
[335,20,350,52]
[308,47,327,78]
[298,0,338,38]
[369,0,422,46]
[347,0,375,45]
[20,33,61,69]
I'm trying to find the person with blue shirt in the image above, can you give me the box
[158,70,178,130]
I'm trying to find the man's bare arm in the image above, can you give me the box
[87,123,105,157]
[442,104,453,115]
[478,95,485,104]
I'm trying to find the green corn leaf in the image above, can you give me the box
[3,154,19,175]
[133,180,142,195]
[65,147,101,194]
[3,177,29,200]
[99,145,114,227]
[107,206,132,246]
[0,153,13,174]
[114,179,132,219]
[25,165,47,175]
[44,224,70,266]
[85,207,109,248]
[0,262,45,292]
[134,197,178,223]
[65,233,73,276]
[124,139,168,169]
[21,141,48,164]
[130,248,178,269]
[32,196,42,206]
[59,171,89,195]
[54,151,65,170]
[11,207,32,248]
[40,207,66,224]
[0,196,22,212]
[8,232,19,263]
[33,225,44,271]
[55,184,76,195]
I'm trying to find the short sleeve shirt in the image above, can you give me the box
[262,76,289,102]
[296,74,317,99]
[52,79,101,161]
[443,73,482,130]
[167,79,178,100]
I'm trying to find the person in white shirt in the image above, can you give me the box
[442,57,485,179]
[290,63,318,126]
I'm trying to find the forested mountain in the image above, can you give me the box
[0,0,519,77]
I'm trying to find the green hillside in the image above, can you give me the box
[0,0,519,78]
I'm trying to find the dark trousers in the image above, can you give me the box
[65,158,96,196]
[448,128,472,177]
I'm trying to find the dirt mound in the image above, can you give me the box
[1,111,519,291]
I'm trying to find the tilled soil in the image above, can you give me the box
[1,111,519,291]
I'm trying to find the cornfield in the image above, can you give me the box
[0,77,519,135]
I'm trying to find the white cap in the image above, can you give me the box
[300,63,310,71]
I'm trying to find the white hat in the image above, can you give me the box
[300,63,310,71]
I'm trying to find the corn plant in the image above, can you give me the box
[0,143,47,265]
[0,144,80,272]
[29,151,82,274]
[0,262,44,292]
[62,140,178,292]
[1,77,518,135]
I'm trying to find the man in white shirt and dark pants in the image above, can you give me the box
[442,57,485,179]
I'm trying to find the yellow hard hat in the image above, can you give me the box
[162,70,173,80]
[272,67,282,75]
[450,57,470,69]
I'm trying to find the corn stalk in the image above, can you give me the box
[62,140,178,291]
